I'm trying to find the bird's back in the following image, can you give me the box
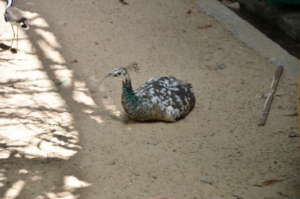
[122,76,195,122]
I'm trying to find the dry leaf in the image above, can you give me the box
[255,179,283,187]
[197,24,212,30]
[262,179,283,186]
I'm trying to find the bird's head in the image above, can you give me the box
[100,62,139,86]
[105,62,139,78]
[106,67,128,78]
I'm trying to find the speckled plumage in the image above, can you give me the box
[108,67,195,122]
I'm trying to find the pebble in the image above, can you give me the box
[288,131,299,138]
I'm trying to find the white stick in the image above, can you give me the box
[257,65,284,126]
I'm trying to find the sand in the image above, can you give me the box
[0,0,299,198]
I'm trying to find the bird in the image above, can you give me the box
[4,0,29,52]
[105,66,196,122]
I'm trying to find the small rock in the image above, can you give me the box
[200,179,213,185]
[119,0,129,5]
[233,194,243,199]
[151,175,158,180]
[277,105,284,110]
[70,59,78,64]
[283,112,298,117]
[288,131,299,138]
[186,9,192,15]
[10,48,17,54]
[146,139,159,146]
[216,64,226,70]
[222,0,240,10]
[107,160,117,165]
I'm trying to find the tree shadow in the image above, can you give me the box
[0,1,117,198]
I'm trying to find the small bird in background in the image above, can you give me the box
[103,64,196,122]
[4,0,29,53]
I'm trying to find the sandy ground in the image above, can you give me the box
[0,0,299,199]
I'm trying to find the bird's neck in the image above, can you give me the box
[7,0,14,8]
[122,78,139,105]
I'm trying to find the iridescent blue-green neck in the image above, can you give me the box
[122,79,139,105]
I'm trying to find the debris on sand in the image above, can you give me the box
[186,9,192,15]
[119,0,129,5]
[197,24,212,30]
[254,179,283,187]
[288,131,299,138]
[257,65,284,126]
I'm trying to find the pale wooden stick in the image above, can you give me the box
[257,65,284,126]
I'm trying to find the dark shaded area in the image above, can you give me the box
[0,153,83,198]
[221,0,300,59]
[0,3,125,197]
[239,7,300,58]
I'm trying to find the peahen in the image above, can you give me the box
[104,66,196,122]
[4,0,30,52]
